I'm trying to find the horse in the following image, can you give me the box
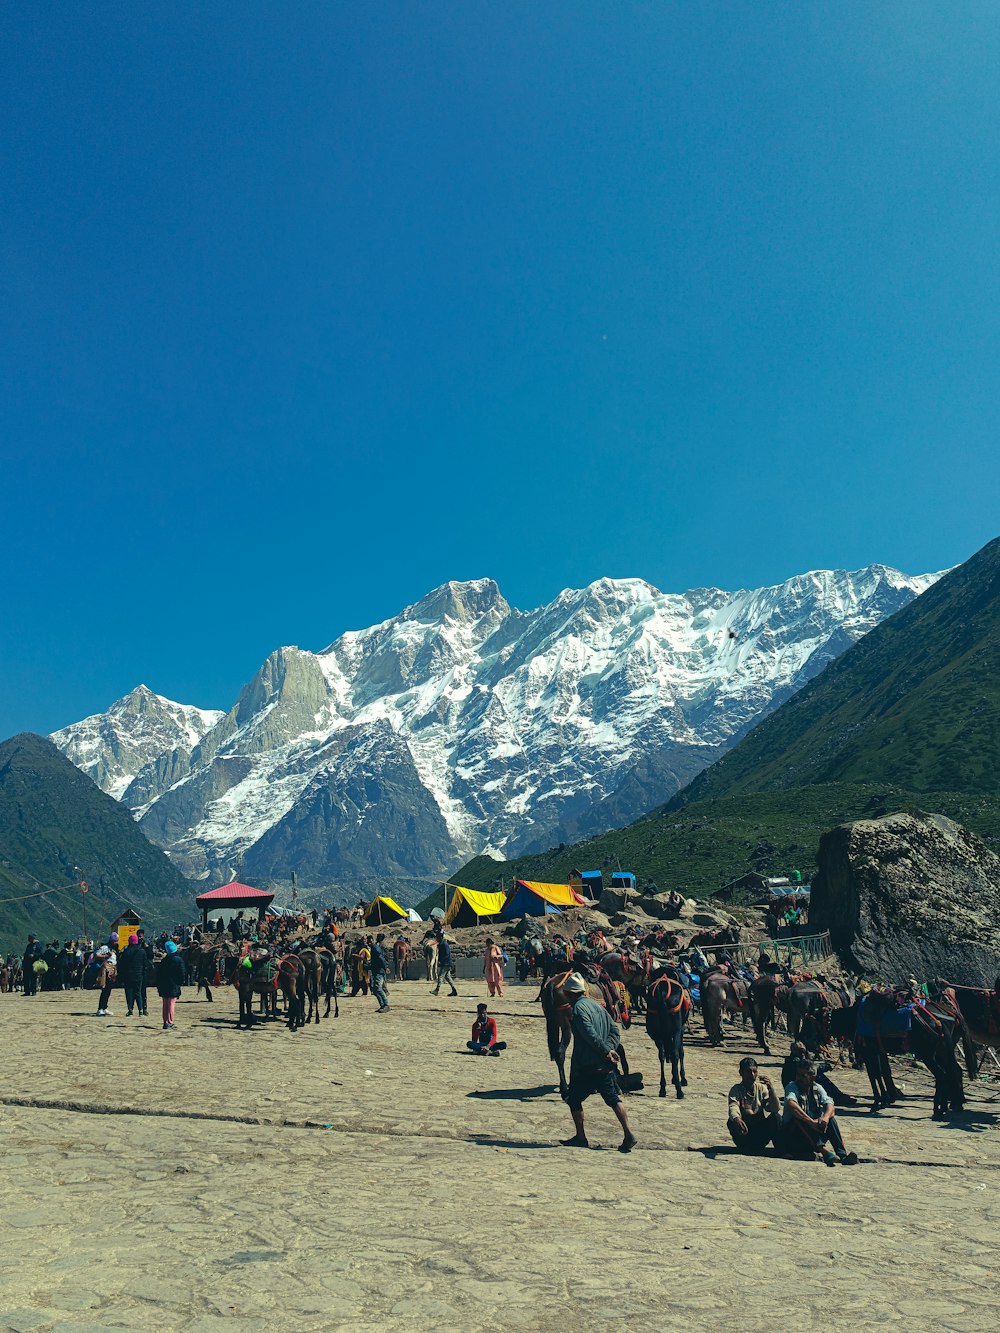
[830,993,965,1119]
[277,953,308,1032]
[645,968,690,1098]
[597,950,652,1013]
[297,948,325,1025]
[393,937,412,982]
[233,952,281,1029]
[699,969,746,1045]
[423,937,439,983]
[748,974,791,1055]
[541,969,631,1100]
[935,981,1000,1079]
[784,978,856,1050]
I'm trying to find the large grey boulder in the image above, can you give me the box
[811,812,1000,985]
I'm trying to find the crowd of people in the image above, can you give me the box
[5,909,883,1164]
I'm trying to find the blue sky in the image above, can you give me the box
[3,3,999,737]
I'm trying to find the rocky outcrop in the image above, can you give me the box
[811,812,1000,985]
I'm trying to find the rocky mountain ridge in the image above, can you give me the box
[50,564,939,887]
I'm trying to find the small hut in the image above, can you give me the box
[110,908,142,953]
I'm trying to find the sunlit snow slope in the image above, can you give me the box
[51,566,939,884]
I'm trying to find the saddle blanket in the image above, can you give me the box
[858,997,913,1038]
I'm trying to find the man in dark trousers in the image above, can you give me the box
[560,973,637,1153]
[370,933,391,1012]
[22,935,42,996]
[118,933,149,1016]
[727,1056,780,1153]
[431,925,458,997]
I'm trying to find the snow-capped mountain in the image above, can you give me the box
[51,565,940,886]
[51,685,224,801]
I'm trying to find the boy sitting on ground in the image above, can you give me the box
[467,1002,507,1055]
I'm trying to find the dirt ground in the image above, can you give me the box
[1,979,999,1332]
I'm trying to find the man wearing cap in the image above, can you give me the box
[727,1057,780,1153]
[560,973,637,1153]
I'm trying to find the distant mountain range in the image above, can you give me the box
[456,537,1000,898]
[49,563,938,893]
[0,733,194,951]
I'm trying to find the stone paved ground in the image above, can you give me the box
[1,983,998,1331]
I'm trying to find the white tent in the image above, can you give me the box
[406,907,422,922]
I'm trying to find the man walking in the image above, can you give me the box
[431,926,458,997]
[559,973,637,1153]
[370,933,391,1012]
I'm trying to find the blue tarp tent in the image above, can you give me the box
[500,880,584,919]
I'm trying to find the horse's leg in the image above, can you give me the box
[658,1038,667,1098]
[671,1019,685,1099]
[204,979,213,1003]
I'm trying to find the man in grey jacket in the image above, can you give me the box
[561,973,637,1153]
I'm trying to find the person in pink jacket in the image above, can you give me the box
[484,938,505,998]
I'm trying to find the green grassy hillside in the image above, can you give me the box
[454,783,1000,900]
[671,536,1000,807]
[0,733,195,953]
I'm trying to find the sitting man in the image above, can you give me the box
[781,1040,858,1108]
[776,1058,858,1166]
[727,1056,780,1153]
[467,1002,507,1056]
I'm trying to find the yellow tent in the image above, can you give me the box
[442,885,506,928]
[364,896,409,925]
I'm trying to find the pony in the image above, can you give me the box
[699,969,746,1046]
[423,936,439,983]
[233,952,281,1029]
[830,993,965,1119]
[645,967,690,1098]
[935,981,1000,1079]
[541,969,631,1100]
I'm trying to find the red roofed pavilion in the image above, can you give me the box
[195,881,275,927]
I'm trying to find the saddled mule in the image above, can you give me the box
[831,993,965,1119]
[784,977,855,1049]
[645,968,691,1098]
[748,974,791,1055]
[597,950,651,1013]
[699,969,746,1046]
[936,981,1000,1079]
[297,948,325,1026]
[183,943,235,1003]
[541,969,631,1100]
[277,953,308,1032]
[233,953,281,1029]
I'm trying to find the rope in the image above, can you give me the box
[0,879,86,905]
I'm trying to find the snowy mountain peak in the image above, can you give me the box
[51,686,224,801]
[52,561,942,886]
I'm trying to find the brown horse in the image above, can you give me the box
[541,969,631,1099]
[233,953,281,1029]
[596,950,651,1012]
[277,953,307,1031]
[937,982,1000,1078]
[699,969,746,1045]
